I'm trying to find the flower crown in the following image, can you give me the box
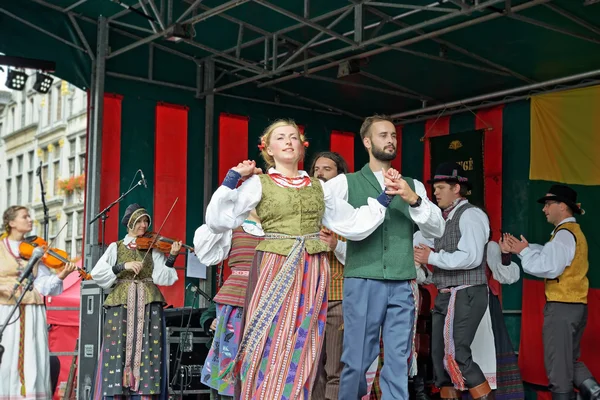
[257,138,309,150]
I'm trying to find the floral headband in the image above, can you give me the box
[257,137,309,151]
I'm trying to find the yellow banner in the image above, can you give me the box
[530,85,600,185]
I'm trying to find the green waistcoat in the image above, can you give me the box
[255,174,329,256]
[103,241,166,307]
[345,164,416,280]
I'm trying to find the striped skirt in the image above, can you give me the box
[232,250,328,400]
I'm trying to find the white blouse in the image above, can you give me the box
[90,235,179,289]
[194,220,265,266]
[206,170,388,241]
[7,239,64,297]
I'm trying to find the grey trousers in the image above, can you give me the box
[431,284,489,389]
[338,278,415,400]
[543,302,593,393]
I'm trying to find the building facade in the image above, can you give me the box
[0,72,87,259]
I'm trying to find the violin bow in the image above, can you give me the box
[140,197,179,265]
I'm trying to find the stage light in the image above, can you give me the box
[5,69,28,91]
[33,72,54,94]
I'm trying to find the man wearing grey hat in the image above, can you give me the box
[505,185,599,400]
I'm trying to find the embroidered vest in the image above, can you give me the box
[545,222,588,304]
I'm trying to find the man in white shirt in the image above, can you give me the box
[505,184,600,400]
[414,162,494,400]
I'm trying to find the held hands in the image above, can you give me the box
[57,262,78,280]
[232,160,263,178]
[319,228,338,252]
[499,233,512,254]
[383,168,419,205]
[413,245,432,265]
[170,241,182,255]
[503,233,529,254]
[125,261,143,275]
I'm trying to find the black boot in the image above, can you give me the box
[413,375,430,400]
[579,378,600,400]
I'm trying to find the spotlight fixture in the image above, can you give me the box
[33,72,54,94]
[5,69,28,91]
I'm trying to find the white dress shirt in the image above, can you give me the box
[426,200,490,271]
[7,239,64,296]
[519,217,576,279]
[206,169,389,241]
[324,170,445,240]
[90,235,179,289]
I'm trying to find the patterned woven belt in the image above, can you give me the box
[264,232,320,240]
[117,278,153,392]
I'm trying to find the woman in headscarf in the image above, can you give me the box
[91,203,181,399]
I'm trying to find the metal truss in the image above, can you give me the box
[15,0,600,111]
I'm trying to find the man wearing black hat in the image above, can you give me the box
[505,185,600,400]
[414,162,495,400]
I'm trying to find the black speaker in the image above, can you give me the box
[166,327,211,397]
[76,281,105,400]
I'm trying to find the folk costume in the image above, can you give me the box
[312,232,346,400]
[326,163,445,400]
[194,220,264,397]
[205,168,392,400]
[413,232,524,400]
[0,237,66,399]
[423,162,495,400]
[519,185,600,400]
[90,204,179,399]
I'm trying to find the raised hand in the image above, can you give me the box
[504,234,529,254]
[499,233,512,253]
[232,160,260,178]
[383,168,419,205]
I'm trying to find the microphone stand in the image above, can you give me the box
[88,179,144,255]
[36,162,49,241]
[0,276,36,365]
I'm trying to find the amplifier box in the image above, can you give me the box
[166,327,211,397]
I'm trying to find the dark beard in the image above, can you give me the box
[372,144,396,161]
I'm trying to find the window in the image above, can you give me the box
[27,172,33,203]
[75,239,82,258]
[79,135,86,153]
[69,158,75,176]
[53,160,60,194]
[0,122,3,136]
[67,95,73,117]
[28,97,35,124]
[65,240,72,255]
[7,159,13,177]
[28,151,34,170]
[16,176,22,204]
[56,87,62,121]
[42,164,48,187]
[53,142,61,160]
[20,99,25,128]
[6,179,11,205]
[17,155,23,174]
[50,217,58,237]
[79,154,86,175]
[77,211,83,236]
[66,213,73,238]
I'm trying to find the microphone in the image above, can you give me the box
[12,246,45,294]
[186,283,212,302]
[139,169,147,188]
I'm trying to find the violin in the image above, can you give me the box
[135,232,194,254]
[19,236,92,280]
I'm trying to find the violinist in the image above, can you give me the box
[90,203,181,399]
[0,205,77,398]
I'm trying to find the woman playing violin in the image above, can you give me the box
[90,203,181,399]
[0,205,77,399]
